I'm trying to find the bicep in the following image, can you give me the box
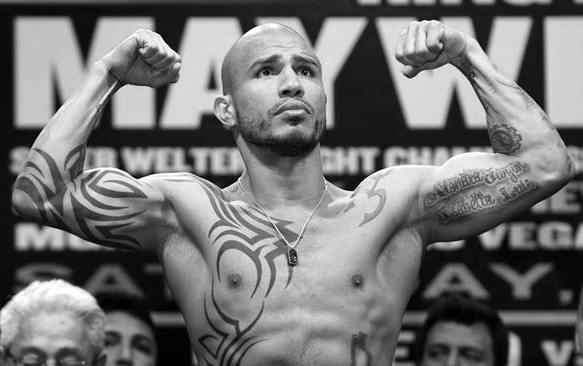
[14,167,171,251]
[417,152,547,243]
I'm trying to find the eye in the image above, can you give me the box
[298,66,314,77]
[258,67,273,77]
[135,342,154,355]
[57,356,85,366]
[425,346,448,360]
[105,333,120,347]
[461,349,485,362]
[19,354,44,366]
[133,337,155,355]
[20,361,43,366]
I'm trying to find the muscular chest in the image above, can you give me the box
[167,177,421,295]
[207,213,372,292]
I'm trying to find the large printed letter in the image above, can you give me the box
[376,17,531,129]
[490,263,552,299]
[545,17,583,127]
[256,17,367,129]
[423,263,489,299]
[15,17,154,129]
[16,17,83,128]
[159,18,240,129]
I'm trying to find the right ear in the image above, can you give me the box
[214,95,236,130]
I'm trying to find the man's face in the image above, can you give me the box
[420,321,495,366]
[103,312,157,366]
[227,26,327,156]
[4,312,98,366]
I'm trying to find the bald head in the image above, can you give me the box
[220,23,316,95]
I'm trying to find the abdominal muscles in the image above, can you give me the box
[194,268,400,366]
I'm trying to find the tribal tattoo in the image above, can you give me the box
[344,169,393,226]
[164,176,299,365]
[198,280,266,366]
[14,146,149,250]
[424,161,539,224]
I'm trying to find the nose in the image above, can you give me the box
[445,350,460,366]
[115,344,133,366]
[278,66,304,98]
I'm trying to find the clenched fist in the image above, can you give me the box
[99,29,181,88]
[395,20,473,78]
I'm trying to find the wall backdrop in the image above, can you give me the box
[2,1,583,365]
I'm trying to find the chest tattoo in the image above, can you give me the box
[174,178,301,365]
[344,170,393,226]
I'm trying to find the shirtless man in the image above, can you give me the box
[12,21,573,366]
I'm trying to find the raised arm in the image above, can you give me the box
[395,20,574,244]
[12,30,181,251]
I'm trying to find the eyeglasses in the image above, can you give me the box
[5,350,87,366]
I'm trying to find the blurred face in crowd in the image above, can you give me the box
[3,312,101,366]
[103,312,157,366]
[420,321,494,366]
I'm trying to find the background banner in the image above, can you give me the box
[2,1,583,365]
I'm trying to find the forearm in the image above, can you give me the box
[455,39,571,173]
[13,62,121,219]
[26,62,120,178]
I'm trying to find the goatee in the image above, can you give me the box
[239,117,326,157]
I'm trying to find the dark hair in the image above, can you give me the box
[415,293,509,366]
[93,291,156,338]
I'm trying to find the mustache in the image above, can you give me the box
[269,98,314,116]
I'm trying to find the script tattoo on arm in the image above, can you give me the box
[13,146,153,250]
[344,169,393,226]
[424,161,539,224]
[165,177,297,365]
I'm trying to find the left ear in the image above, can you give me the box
[214,95,237,130]
[93,353,107,366]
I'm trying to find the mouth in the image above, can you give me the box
[273,100,312,116]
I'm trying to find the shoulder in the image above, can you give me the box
[140,173,239,208]
[357,165,437,192]
[140,172,221,193]
[350,166,439,226]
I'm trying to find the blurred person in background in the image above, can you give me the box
[416,293,509,366]
[0,279,106,366]
[94,291,158,366]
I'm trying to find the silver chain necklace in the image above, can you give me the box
[237,176,328,266]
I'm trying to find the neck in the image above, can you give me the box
[238,144,325,205]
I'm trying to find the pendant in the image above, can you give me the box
[287,248,299,266]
